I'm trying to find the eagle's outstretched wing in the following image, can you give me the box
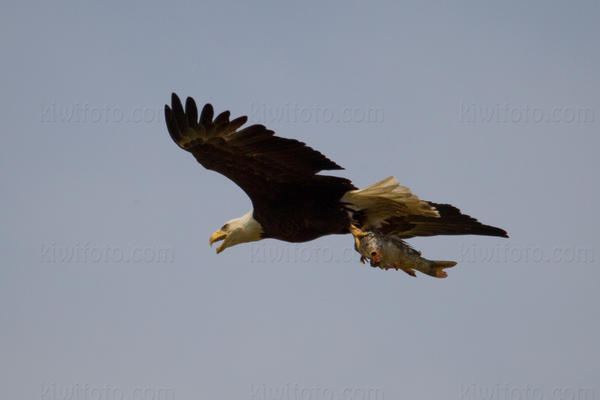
[377,202,509,238]
[165,94,353,205]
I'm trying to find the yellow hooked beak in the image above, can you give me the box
[209,230,228,254]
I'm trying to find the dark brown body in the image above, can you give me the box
[252,176,355,242]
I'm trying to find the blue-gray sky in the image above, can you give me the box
[2,1,599,399]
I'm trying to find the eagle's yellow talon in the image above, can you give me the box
[349,224,367,238]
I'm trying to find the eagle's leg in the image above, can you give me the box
[349,224,368,249]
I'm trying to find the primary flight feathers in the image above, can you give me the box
[166,94,342,180]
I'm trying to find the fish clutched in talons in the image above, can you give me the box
[354,230,457,278]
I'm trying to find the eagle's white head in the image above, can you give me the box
[209,210,263,253]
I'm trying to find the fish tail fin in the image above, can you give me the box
[423,260,457,278]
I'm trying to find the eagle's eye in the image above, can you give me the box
[370,251,378,257]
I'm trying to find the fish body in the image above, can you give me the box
[356,231,456,278]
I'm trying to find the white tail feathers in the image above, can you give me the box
[341,177,439,228]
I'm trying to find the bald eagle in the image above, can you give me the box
[165,94,507,263]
